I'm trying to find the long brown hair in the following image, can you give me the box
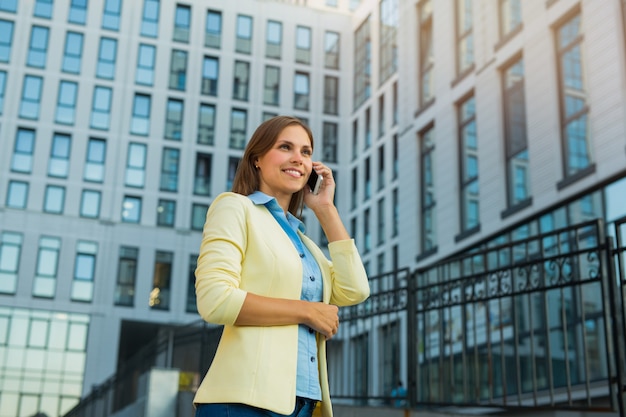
[231,116,314,217]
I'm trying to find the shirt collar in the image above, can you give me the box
[248,191,306,233]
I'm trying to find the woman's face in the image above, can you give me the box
[255,125,313,203]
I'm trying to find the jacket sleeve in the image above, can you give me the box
[327,239,370,306]
[195,193,249,325]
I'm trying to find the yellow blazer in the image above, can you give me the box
[193,192,370,417]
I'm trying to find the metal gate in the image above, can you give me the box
[330,218,626,416]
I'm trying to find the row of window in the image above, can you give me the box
[0,0,341,68]
[409,4,592,255]
[0,65,339,133]
[0,231,199,313]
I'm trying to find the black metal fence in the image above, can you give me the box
[329,218,626,417]
[65,217,626,417]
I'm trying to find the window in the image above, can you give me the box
[392,134,398,179]
[354,16,371,109]
[125,143,146,187]
[68,0,87,24]
[169,49,187,90]
[0,232,22,294]
[294,72,310,111]
[392,81,398,125]
[350,167,357,209]
[379,0,398,83]
[229,109,247,149]
[91,86,112,130]
[500,0,521,39]
[323,76,338,115]
[201,56,219,96]
[84,138,106,182]
[263,66,280,106]
[0,0,16,12]
[150,251,172,310]
[194,153,212,195]
[0,20,14,63]
[96,37,117,79]
[71,241,97,302]
[6,181,29,209]
[48,132,71,178]
[80,190,101,218]
[266,20,282,59]
[227,157,240,190]
[377,144,385,189]
[157,199,176,227]
[102,0,121,30]
[419,0,434,105]
[233,61,250,101]
[33,236,61,298]
[456,0,474,75]
[141,0,159,37]
[27,26,49,68]
[121,195,142,223]
[115,246,138,306]
[164,98,183,140]
[363,208,371,253]
[378,94,385,136]
[503,57,530,207]
[351,120,358,160]
[235,15,252,54]
[364,157,371,201]
[459,95,479,232]
[392,188,398,237]
[19,75,43,119]
[34,0,53,18]
[160,147,179,191]
[377,198,385,245]
[44,185,65,214]
[173,4,190,42]
[130,93,151,135]
[420,125,436,252]
[186,254,198,313]
[324,31,340,69]
[55,80,78,125]
[11,128,36,173]
[295,26,311,64]
[136,44,156,85]
[365,107,372,148]
[322,122,338,163]
[191,204,208,231]
[62,31,83,73]
[0,70,5,114]
[205,10,221,48]
[197,103,216,145]
[556,12,592,179]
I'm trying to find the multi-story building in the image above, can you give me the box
[1,0,626,416]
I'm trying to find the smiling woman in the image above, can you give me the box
[193,116,370,417]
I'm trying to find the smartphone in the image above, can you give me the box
[307,170,323,195]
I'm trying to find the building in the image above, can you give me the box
[1,0,626,416]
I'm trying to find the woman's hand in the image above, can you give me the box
[304,302,340,340]
[303,162,335,211]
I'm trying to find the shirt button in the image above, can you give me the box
[299,253,305,258]
[309,276,315,281]
[310,356,316,362]
[308,328,315,334]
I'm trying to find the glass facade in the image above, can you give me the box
[0,308,89,417]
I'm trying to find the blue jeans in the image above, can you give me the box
[195,397,318,417]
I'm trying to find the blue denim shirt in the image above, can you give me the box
[248,192,323,401]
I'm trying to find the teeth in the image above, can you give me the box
[284,170,302,177]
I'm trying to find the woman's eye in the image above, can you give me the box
[279,144,290,150]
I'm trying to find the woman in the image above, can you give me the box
[194,116,370,417]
